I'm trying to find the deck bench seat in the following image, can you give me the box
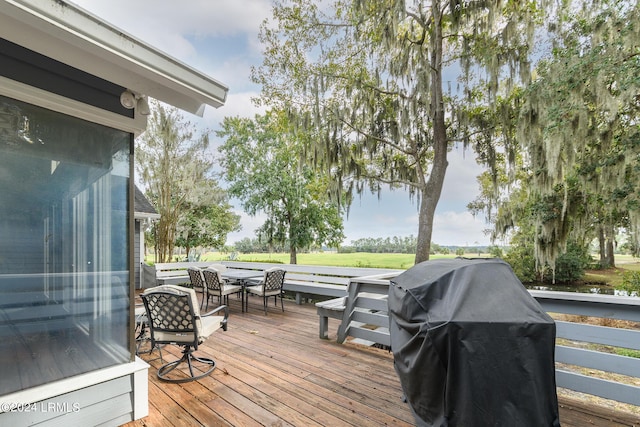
[315,297,346,339]
[316,278,393,347]
[145,261,400,309]
[146,262,219,287]
[284,280,347,303]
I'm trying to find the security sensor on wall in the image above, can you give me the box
[120,90,150,115]
[120,90,136,109]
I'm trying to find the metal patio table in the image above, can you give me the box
[220,269,263,312]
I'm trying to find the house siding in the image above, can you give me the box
[0,377,132,426]
[0,38,132,117]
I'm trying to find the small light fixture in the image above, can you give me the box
[137,96,150,115]
[120,90,151,116]
[120,90,136,109]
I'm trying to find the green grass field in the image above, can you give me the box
[148,251,640,286]
[197,251,489,270]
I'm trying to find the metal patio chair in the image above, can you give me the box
[186,267,206,308]
[141,285,228,383]
[245,267,286,314]
[202,267,243,310]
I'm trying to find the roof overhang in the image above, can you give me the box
[134,212,161,221]
[0,0,228,116]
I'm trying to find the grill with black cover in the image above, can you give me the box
[388,258,560,426]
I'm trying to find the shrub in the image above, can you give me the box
[504,245,537,283]
[553,244,591,283]
[488,245,503,258]
[617,271,640,296]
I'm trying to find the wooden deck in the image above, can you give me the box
[124,296,640,427]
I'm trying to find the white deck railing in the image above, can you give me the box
[530,289,640,406]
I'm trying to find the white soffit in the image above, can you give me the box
[0,0,228,116]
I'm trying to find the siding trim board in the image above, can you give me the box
[0,38,132,116]
[0,358,149,421]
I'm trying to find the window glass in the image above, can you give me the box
[0,95,130,395]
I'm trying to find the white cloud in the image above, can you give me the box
[70,0,271,62]
[440,146,484,208]
[209,57,256,91]
[432,211,491,246]
[71,0,271,38]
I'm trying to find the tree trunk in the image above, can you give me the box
[414,134,448,264]
[415,0,448,264]
[157,219,168,263]
[415,189,437,263]
[606,223,615,268]
[289,246,297,264]
[598,226,606,267]
[606,239,615,268]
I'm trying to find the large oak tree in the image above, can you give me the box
[253,0,549,263]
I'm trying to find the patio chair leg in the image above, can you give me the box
[157,346,216,383]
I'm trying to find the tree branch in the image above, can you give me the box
[337,116,415,156]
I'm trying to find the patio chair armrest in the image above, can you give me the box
[201,304,229,331]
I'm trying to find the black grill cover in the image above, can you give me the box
[389,258,560,426]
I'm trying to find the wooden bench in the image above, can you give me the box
[316,296,346,339]
[148,262,222,286]
[281,272,348,303]
[222,261,401,304]
[317,272,397,344]
[144,261,401,305]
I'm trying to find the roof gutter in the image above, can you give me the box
[0,0,228,116]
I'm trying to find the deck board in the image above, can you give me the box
[124,295,640,427]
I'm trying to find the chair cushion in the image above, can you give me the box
[220,284,242,296]
[154,329,196,344]
[246,284,263,295]
[246,285,280,297]
[199,315,225,342]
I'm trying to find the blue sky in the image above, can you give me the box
[71,0,493,247]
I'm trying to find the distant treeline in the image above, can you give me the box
[231,236,488,255]
[338,236,488,255]
[233,237,289,254]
